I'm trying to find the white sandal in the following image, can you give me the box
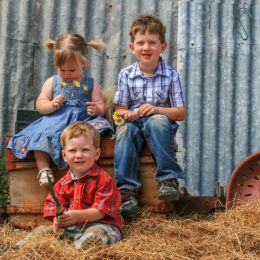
[37,168,54,186]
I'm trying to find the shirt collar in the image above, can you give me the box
[67,164,100,182]
[129,57,170,78]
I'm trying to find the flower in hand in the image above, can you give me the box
[112,111,125,126]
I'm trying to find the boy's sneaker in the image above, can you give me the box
[120,189,140,217]
[157,178,180,201]
[37,168,54,186]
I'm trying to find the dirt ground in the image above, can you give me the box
[1,202,260,260]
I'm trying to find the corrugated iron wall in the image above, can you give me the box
[178,0,260,195]
[1,0,259,195]
[0,0,179,145]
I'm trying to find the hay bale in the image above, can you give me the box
[1,202,260,259]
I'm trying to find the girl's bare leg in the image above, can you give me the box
[34,151,54,185]
[34,151,50,170]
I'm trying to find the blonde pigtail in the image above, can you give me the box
[86,38,105,51]
[45,39,56,50]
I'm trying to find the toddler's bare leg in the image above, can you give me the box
[34,151,54,185]
[34,151,51,170]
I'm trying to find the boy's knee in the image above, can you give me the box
[146,115,169,130]
[115,122,138,139]
[73,226,109,249]
[84,225,108,236]
[116,125,128,139]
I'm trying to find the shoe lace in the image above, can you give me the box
[161,179,179,190]
[120,189,137,203]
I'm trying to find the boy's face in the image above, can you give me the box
[129,32,167,71]
[62,135,101,177]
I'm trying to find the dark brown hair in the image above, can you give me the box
[129,13,166,43]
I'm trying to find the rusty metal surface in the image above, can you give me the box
[8,214,50,229]
[7,205,43,214]
[175,196,224,215]
[226,151,260,208]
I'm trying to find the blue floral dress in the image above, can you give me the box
[8,75,113,169]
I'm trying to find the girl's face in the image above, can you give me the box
[58,56,85,83]
[62,135,101,177]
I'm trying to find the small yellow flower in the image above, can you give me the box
[83,84,88,93]
[112,111,125,126]
[73,81,80,88]
[60,81,67,88]
[112,111,119,120]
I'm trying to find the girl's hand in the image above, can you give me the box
[86,101,99,116]
[138,104,158,117]
[52,94,64,109]
[56,210,86,227]
[124,110,139,121]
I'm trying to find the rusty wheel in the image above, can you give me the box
[226,151,260,208]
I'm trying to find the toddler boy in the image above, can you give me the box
[44,121,122,249]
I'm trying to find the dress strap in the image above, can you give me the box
[52,75,61,96]
[86,77,94,90]
[85,77,94,98]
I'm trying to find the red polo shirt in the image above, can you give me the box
[43,164,122,231]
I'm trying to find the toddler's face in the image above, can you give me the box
[62,135,101,177]
[130,32,167,71]
[58,55,85,83]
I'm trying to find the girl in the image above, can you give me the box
[8,32,112,186]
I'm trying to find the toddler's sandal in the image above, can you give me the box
[37,168,54,186]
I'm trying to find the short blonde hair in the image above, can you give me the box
[129,13,166,43]
[60,121,100,149]
[45,32,104,67]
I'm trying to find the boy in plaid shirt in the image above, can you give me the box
[44,121,122,249]
[113,13,186,217]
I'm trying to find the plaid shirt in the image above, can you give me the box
[114,57,185,111]
[43,164,122,231]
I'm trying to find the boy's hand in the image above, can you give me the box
[55,210,86,227]
[52,94,64,109]
[86,101,98,116]
[138,104,158,117]
[53,217,62,233]
[124,110,139,121]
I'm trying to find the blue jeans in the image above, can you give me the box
[114,114,184,192]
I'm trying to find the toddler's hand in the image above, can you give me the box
[52,94,64,109]
[56,210,85,227]
[53,217,62,233]
[138,104,158,117]
[86,101,98,116]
